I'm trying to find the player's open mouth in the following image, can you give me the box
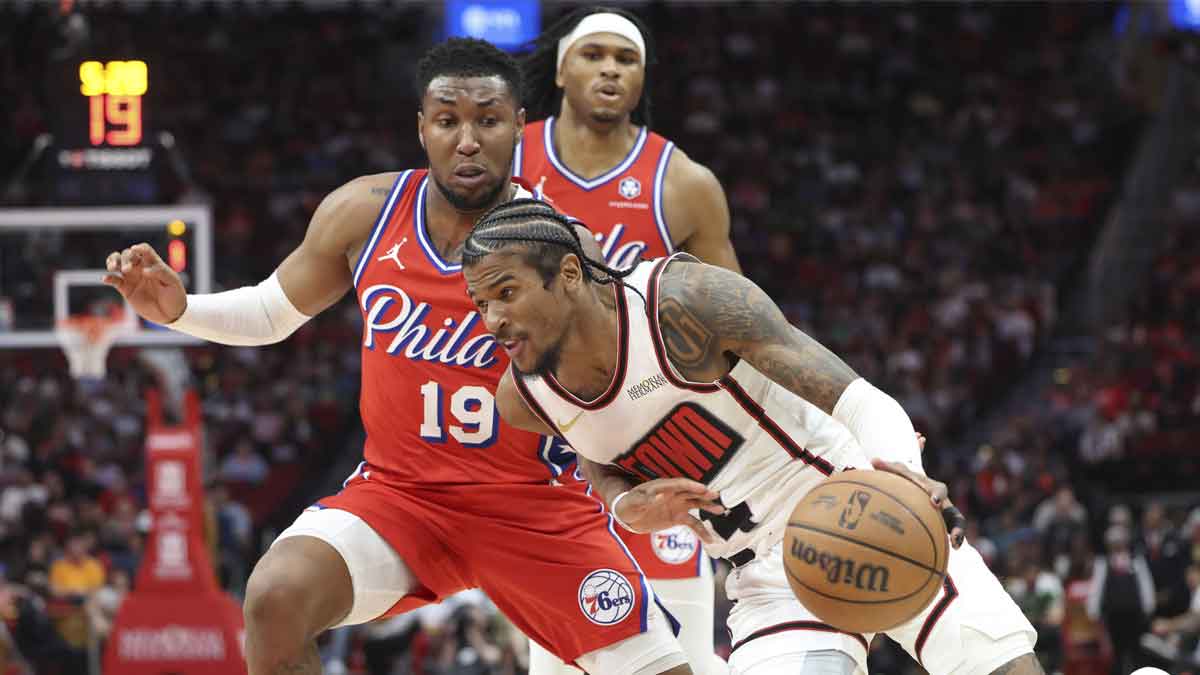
[502,338,524,358]
[596,83,623,101]
[453,164,488,187]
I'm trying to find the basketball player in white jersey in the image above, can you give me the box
[517,8,735,674]
[460,201,1043,675]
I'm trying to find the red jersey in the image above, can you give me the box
[352,169,560,485]
[517,121,706,579]
[517,117,676,269]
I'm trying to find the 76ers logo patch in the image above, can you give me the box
[618,176,642,200]
[578,569,635,625]
[652,525,699,564]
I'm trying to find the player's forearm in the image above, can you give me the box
[578,456,635,509]
[831,378,924,473]
[168,273,312,346]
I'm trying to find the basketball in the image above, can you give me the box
[783,469,949,634]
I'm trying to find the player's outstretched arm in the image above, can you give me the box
[657,259,965,545]
[103,173,394,346]
[662,149,741,273]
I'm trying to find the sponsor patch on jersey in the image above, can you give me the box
[651,525,699,564]
[578,569,636,625]
[618,175,642,200]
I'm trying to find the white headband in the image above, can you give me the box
[556,12,646,71]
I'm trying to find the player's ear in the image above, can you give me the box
[555,62,566,90]
[416,111,426,150]
[559,253,584,292]
[515,107,526,144]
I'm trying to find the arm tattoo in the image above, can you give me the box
[370,187,391,196]
[658,261,858,413]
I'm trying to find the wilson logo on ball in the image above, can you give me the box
[790,538,892,593]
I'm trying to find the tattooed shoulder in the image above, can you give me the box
[656,259,859,412]
[656,260,781,380]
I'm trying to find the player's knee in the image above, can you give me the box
[988,653,1044,675]
[244,536,353,639]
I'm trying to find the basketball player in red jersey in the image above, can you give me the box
[460,202,1044,675]
[101,39,703,675]
[517,7,738,272]
[515,9,736,674]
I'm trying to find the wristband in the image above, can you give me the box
[609,491,646,533]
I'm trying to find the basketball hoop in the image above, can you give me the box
[55,311,135,380]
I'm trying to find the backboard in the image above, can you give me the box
[0,204,211,348]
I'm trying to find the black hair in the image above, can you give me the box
[462,199,635,291]
[415,37,524,108]
[519,6,655,126]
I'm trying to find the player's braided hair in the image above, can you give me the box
[415,37,524,107]
[519,6,656,126]
[462,199,638,293]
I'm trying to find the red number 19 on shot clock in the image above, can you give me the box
[79,60,147,146]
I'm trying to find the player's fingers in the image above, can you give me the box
[682,516,717,545]
[119,247,135,273]
[101,274,128,294]
[647,477,718,499]
[131,242,160,262]
[942,500,966,549]
[690,499,726,515]
[916,432,927,451]
[105,251,122,274]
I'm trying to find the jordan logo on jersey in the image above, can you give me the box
[360,284,497,367]
[614,402,744,483]
[377,237,408,270]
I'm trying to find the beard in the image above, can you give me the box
[512,334,565,378]
[433,153,514,212]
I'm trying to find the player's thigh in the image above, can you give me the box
[575,602,688,675]
[267,506,418,628]
[529,640,584,675]
[651,561,727,675]
[469,496,685,671]
[725,543,868,675]
[884,540,1036,675]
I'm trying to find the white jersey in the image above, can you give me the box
[513,255,869,561]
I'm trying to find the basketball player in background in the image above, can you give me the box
[102,40,697,675]
[460,201,1044,675]
[516,10,736,674]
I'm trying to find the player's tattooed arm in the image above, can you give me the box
[657,260,858,413]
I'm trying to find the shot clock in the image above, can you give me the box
[49,58,160,204]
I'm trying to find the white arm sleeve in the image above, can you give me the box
[167,273,312,346]
[831,377,924,474]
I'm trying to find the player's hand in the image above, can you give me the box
[1151,618,1173,636]
[613,478,726,544]
[916,432,926,451]
[102,243,187,325]
[870,458,965,549]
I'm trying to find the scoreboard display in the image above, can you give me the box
[49,59,160,204]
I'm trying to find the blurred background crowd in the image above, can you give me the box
[2,2,1199,674]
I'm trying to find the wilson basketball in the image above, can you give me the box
[783,469,948,633]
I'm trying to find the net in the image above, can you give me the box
[55,310,135,380]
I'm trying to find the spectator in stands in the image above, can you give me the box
[1145,563,1200,671]
[1141,502,1191,617]
[1088,524,1156,675]
[1007,557,1065,673]
[219,439,270,485]
[84,566,128,646]
[47,530,104,601]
